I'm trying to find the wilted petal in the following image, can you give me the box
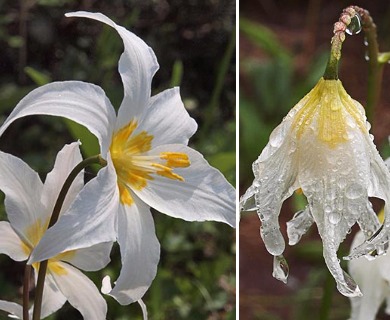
[286,206,314,245]
[29,162,118,264]
[66,11,159,129]
[52,262,107,320]
[134,144,236,227]
[0,81,116,156]
[103,197,160,305]
[41,142,84,214]
[0,151,44,245]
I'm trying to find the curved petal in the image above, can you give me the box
[61,241,113,272]
[40,274,67,319]
[66,11,159,128]
[0,151,44,245]
[133,145,236,227]
[41,142,84,214]
[0,221,28,261]
[51,262,107,320]
[136,88,197,147]
[29,161,119,264]
[0,300,23,319]
[102,197,160,305]
[0,81,116,156]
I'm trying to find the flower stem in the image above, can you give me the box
[32,154,107,320]
[324,6,383,123]
[353,6,382,124]
[23,264,32,320]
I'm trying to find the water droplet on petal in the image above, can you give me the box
[345,183,364,199]
[329,211,341,224]
[272,255,289,284]
[336,270,362,297]
[346,14,362,35]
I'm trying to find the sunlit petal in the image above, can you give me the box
[66,11,159,129]
[133,145,236,227]
[0,81,116,156]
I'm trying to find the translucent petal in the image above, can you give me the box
[286,206,314,245]
[272,255,289,284]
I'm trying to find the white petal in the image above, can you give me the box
[134,145,236,228]
[0,81,116,156]
[137,88,197,146]
[0,300,23,319]
[41,142,84,214]
[61,241,113,272]
[51,262,107,320]
[0,221,28,261]
[40,274,67,319]
[29,161,119,264]
[103,197,160,305]
[66,11,159,128]
[0,151,44,245]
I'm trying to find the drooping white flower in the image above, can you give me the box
[0,12,236,305]
[0,142,112,320]
[240,77,390,297]
[348,230,390,320]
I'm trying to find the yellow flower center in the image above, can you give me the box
[110,120,190,206]
[22,219,75,276]
[292,78,367,148]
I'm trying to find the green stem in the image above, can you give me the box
[23,264,32,320]
[32,154,106,320]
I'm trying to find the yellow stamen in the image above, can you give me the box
[110,120,191,206]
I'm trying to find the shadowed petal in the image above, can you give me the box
[0,221,28,261]
[102,196,160,305]
[29,161,119,264]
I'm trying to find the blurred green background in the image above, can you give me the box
[239,0,390,319]
[0,1,236,319]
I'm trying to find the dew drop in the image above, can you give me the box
[364,51,370,61]
[329,211,341,224]
[346,183,364,199]
[363,37,368,46]
[272,255,289,284]
[345,14,362,35]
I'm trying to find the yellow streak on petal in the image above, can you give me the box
[293,78,367,148]
[22,218,49,254]
[118,182,134,205]
[48,261,68,276]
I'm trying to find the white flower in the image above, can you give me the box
[348,231,390,320]
[0,142,111,320]
[240,77,390,297]
[0,11,236,305]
